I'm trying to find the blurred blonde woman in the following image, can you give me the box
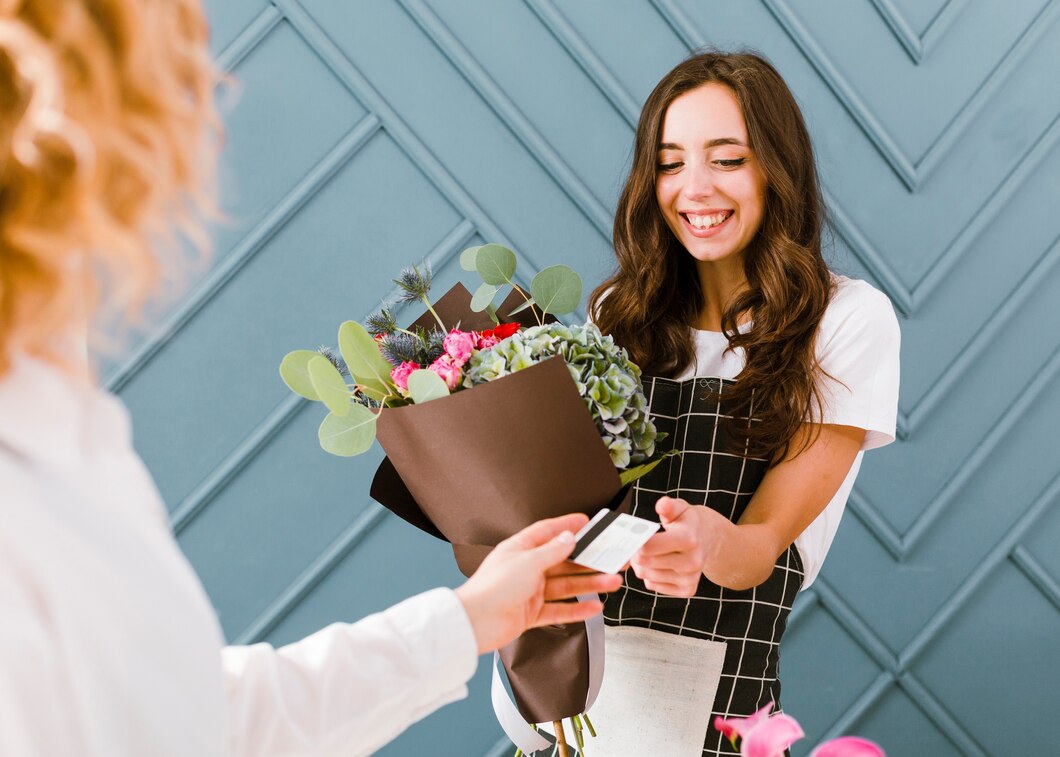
[0,2,620,755]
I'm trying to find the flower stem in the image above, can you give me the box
[582,713,596,738]
[420,294,447,332]
[553,721,569,757]
[510,280,543,326]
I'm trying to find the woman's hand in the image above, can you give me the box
[455,513,623,654]
[629,497,733,598]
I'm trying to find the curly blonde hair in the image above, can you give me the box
[0,0,220,378]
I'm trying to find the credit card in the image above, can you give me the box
[569,508,661,574]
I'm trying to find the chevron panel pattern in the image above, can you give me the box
[108,2,1060,754]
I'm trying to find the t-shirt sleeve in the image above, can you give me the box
[814,279,901,451]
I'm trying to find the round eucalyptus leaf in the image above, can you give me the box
[318,404,377,457]
[338,320,394,394]
[459,245,483,272]
[407,369,450,404]
[308,355,351,417]
[470,282,499,312]
[476,244,517,285]
[279,350,321,401]
[530,265,582,315]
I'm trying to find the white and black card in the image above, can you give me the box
[569,508,661,574]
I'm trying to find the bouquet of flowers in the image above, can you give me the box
[279,244,670,756]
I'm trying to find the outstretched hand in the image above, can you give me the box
[630,496,730,598]
[455,513,623,654]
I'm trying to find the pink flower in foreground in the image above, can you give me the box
[428,354,463,390]
[390,361,420,393]
[810,736,885,757]
[715,703,804,757]
[443,329,476,365]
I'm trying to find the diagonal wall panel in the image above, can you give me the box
[112,2,1060,754]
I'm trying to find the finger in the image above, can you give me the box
[656,496,690,526]
[500,513,589,552]
[544,561,603,578]
[543,573,622,601]
[643,578,697,598]
[635,530,692,558]
[533,598,605,628]
[633,551,699,573]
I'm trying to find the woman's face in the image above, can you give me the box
[654,83,768,269]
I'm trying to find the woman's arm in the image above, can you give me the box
[631,423,864,594]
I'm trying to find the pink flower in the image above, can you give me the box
[443,329,477,365]
[390,361,420,394]
[715,703,804,757]
[428,354,463,390]
[810,737,885,757]
[476,333,500,349]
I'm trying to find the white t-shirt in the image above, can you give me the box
[671,275,901,588]
[0,355,479,756]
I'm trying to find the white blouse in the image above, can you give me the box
[673,275,901,587]
[0,355,478,756]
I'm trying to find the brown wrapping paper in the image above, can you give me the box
[368,283,630,723]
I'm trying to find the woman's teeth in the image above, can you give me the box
[686,212,730,229]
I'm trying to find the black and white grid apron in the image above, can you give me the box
[603,375,804,756]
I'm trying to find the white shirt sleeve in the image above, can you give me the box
[221,587,479,757]
[814,278,902,450]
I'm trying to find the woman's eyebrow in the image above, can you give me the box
[658,138,748,150]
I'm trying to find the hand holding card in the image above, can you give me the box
[570,509,661,574]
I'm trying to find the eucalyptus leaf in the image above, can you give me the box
[485,303,500,325]
[279,350,322,401]
[475,244,517,285]
[459,245,483,271]
[318,404,378,456]
[307,355,351,417]
[506,297,537,316]
[470,282,499,312]
[531,265,582,315]
[618,450,680,486]
[407,369,449,404]
[338,320,395,395]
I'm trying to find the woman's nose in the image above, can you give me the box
[681,162,715,198]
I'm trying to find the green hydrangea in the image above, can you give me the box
[464,323,658,468]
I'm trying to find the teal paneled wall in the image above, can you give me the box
[109,2,1060,754]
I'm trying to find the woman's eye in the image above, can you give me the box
[658,162,682,172]
[714,158,746,168]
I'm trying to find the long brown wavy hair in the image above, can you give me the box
[0,0,220,379]
[590,51,833,462]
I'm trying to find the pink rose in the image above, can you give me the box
[428,354,463,390]
[390,361,420,394]
[443,329,476,365]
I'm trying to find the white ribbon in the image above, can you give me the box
[491,595,606,755]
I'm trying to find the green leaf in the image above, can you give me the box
[459,245,482,271]
[475,243,517,285]
[618,450,680,486]
[318,404,377,456]
[484,303,500,325]
[506,296,537,316]
[338,320,395,395]
[407,369,449,404]
[530,265,582,315]
[279,350,321,400]
[307,356,351,416]
[470,282,499,312]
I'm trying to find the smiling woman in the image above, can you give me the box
[586,51,901,756]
